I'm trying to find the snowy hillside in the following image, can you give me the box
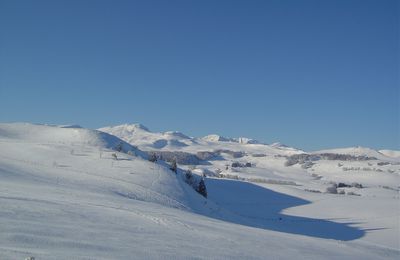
[98,124,197,150]
[314,146,397,161]
[100,124,400,249]
[0,123,399,259]
[379,149,400,159]
[0,123,146,158]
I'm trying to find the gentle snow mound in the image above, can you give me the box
[313,146,391,160]
[0,123,146,158]
[379,149,400,158]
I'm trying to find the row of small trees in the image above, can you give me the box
[111,147,208,198]
[148,152,207,198]
[149,152,177,173]
[185,170,207,198]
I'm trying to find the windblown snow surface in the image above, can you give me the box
[0,123,399,259]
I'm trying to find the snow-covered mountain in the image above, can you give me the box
[98,123,400,184]
[0,123,399,259]
[99,124,197,150]
[313,146,396,161]
[379,149,400,158]
[99,123,304,156]
[201,134,234,142]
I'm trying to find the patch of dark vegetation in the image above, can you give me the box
[196,151,220,161]
[148,151,201,165]
[251,153,266,157]
[231,162,252,168]
[213,173,298,186]
[377,162,390,166]
[146,149,248,165]
[184,170,207,198]
[325,182,364,194]
[214,149,245,158]
[285,153,377,167]
[304,189,321,193]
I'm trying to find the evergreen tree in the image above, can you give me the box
[170,158,177,173]
[149,152,157,162]
[115,142,123,152]
[197,178,207,198]
[185,170,193,185]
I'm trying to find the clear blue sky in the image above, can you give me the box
[0,0,398,151]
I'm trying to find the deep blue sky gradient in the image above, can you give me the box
[0,0,398,150]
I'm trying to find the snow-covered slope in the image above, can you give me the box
[0,123,146,157]
[99,124,400,250]
[1,123,399,259]
[314,146,393,161]
[379,149,400,159]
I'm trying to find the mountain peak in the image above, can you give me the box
[163,131,191,139]
[201,134,233,142]
[123,123,150,132]
[100,123,150,133]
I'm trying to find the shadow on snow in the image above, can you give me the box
[205,178,365,241]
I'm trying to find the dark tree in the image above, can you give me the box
[185,170,193,185]
[149,152,157,163]
[115,142,123,152]
[196,179,207,198]
[170,158,177,173]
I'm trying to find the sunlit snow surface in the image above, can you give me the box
[0,123,398,259]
